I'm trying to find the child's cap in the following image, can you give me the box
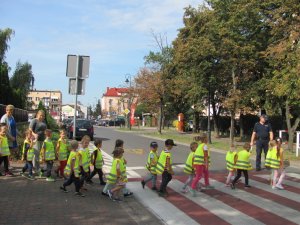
[165,139,177,146]
[150,141,158,148]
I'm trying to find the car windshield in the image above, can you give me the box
[76,120,90,126]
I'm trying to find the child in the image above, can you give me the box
[231,143,252,189]
[60,140,84,197]
[181,142,198,193]
[190,134,212,197]
[107,147,127,201]
[156,139,176,197]
[266,138,286,190]
[86,138,106,185]
[78,135,91,189]
[141,141,159,190]
[55,129,69,179]
[21,129,35,180]
[40,129,55,181]
[0,123,13,176]
[225,145,237,186]
[115,139,133,197]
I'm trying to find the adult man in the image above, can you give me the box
[250,114,273,171]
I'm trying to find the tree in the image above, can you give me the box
[92,99,102,118]
[37,101,58,130]
[10,61,35,108]
[0,28,14,64]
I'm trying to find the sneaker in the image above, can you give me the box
[275,184,284,190]
[75,192,85,197]
[102,191,109,196]
[27,175,35,180]
[46,177,55,182]
[151,187,157,191]
[225,183,230,187]
[244,184,251,188]
[100,182,106,185]
[20,171,24,176]
[38,171,44,178]
[107,190,113,200]
[141,180,145,189]
[230,183,235,190]
[124,192,133,197]
[158,191,167,197]
[60,186,69,193]
[180,188,188,193]
[5,171,14,177]
[272,186,277,190]
[190,189,196,197]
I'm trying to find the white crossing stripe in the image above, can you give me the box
[169,180,264,225]
[209,178,300,224]
[255,174,300,188]
[127,182,199,225]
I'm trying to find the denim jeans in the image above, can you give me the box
[159,171,172,193]
[33,141,43,172]
[64,173,80,192]
[42,160,53,177]
[22,161,33,176]
[144,172,157,188]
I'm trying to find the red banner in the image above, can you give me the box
[130,104,136,125]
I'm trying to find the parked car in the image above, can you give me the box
[108,118,126,126]
[68,119,94,141]
[97,119,110,126]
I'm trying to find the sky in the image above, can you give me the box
[1,0,202,108]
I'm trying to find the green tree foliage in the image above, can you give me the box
[37,101,58,130]
[0,63,12,104]
[0,28,14,64]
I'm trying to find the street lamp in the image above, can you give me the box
[125,74,132,130]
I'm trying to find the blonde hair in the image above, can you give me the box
[190,142,198,150]
[69,140,79,150]
[269,140,277,148]
[81,135,91,142]
[36,110,45,117]
[6,105,14,111]
[243,142,251,150]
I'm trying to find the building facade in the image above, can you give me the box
[27,90,62,121]
[101,87,129,118]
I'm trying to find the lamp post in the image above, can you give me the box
[125,74,132,130]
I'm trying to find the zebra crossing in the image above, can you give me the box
[100,148,300,224]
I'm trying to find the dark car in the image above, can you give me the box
[108,118,126,126]
[68,119,94,141]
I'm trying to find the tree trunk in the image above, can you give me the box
[285,99,300,151]
[211,97,220,138]
[158,98,163,134]
[239,111,244,140]
[193,111,199,133]
[230,68,237,147]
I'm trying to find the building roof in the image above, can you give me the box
[103,87,128,97]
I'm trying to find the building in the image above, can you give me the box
[61,102,88,119]
[101,87,129,118]
[27,90,62,121]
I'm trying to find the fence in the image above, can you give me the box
[0,104,28,122]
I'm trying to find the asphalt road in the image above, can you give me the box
[94,126,228,176]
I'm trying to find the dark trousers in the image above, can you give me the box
[22,161,33,176]
[63,173,80,192]
[232,169,249,185]
[88,167,105,183]
[80,167,89,187]
[42,160,53,177]
[159,171,172,193]
[256,140,269,169]
[0,156,9,172]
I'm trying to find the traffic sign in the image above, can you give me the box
[124,109,130,115]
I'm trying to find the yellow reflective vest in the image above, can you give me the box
[265,147,281,169]
[23,139,34,161]
[194,143,210,166]
[184,152,195,174]
[58,138,68,161]
[234,150,252,170]
[78,148,90,172]
[156,150,172,174]
[64,151,80,177]
[107,158,127,184]
[226,151,237,171]
[146,150,158,174]
[0,136,10,156]
[94,148,104,169]
[44,139,55,161]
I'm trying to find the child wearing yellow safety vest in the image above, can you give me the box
[41,129,56,181]
[0,123,13,176]
[55,129,69,179]
[78,135,91,190]
[225,145,237,187]
[141,141,159,190]
[60,140,84,197]
[86,139,106,185]
[231,143,252,189]
[21,129,35,180]
[181,142,198,193]
[107,147,127,201]
[265,138,285,190]
[157,139,176,197]
[191,135,212,197]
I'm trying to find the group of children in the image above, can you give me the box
[1,120,288,200]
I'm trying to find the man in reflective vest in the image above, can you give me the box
[156,139,176,197]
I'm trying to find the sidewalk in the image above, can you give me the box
[0,163,163,225]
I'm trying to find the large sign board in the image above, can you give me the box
[68,78,85,95]
[66,55,90,78]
